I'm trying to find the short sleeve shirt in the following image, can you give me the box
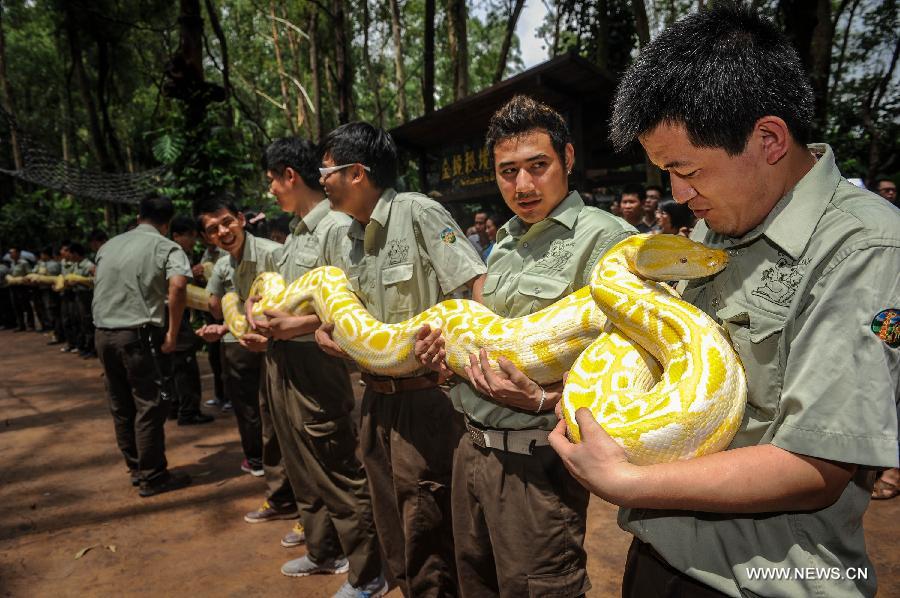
[44,260,61,276]
[206,233,281,343]
[346,188,486,373]
[10,258,30,277]
[451,191,636,430]
[620,145,900,597]
[92,223,192,329]
[274,200,352,342]
[72,258,95,292]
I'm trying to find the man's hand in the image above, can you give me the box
[239,331,269,352]
[548,408,637,502]
[191,263,206,281]
[161,331,178,354]
[196,323,227,342]
[414,325,454,383]
[464,348,562,412]
[245,295,261,330]
[315,323,350,359]
[258,309,321,341]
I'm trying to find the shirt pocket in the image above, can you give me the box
[517,272,572,313]
[481,273,502,298]
[294,251,318,272]
[382,262,415,322]
[717,303,786,424]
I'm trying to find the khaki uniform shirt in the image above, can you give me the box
[42,260,61,276]
[451,191,636,430]
[92,223,192,329]
[620,145,900,597]
[346,188,486,374]
[206,233,281,343]
[72,257,95,292]
[0,263,9,287]
[10,258,30,277]
[274,200,351,342]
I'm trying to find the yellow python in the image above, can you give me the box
[562,235,747,463]
[222,234,747,463]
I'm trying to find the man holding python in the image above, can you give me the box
[549,5,900,597]
[415,96,635,596]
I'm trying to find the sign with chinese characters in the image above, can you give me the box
[426,141,495,199]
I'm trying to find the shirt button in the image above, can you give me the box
[523,242,529,248]
[534,286,541,293]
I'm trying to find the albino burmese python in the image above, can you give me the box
[220,234,747,463]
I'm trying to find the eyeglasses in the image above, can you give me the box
[319,163,371,178]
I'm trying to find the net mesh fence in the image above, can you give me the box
[0,105,166,204]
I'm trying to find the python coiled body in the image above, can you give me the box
[223,234,747,463]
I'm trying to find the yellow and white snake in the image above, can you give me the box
[221,234,747,463]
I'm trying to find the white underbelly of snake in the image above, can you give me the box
[222,234,747,464]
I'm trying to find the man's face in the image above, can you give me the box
[485,218,498,241]
[619,193,644,225]
[644,189,661,215]
[173,230,198,254]
[877,180,897,203]
[319,153,356,215]
[640,122,772,237]
[493,130,572,225]
[267,169,298,213]
[200,208,246,254]
[9,248,19,261]
[473,212,487,233]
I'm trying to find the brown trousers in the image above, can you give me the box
[95,327,170,484]
[360,386,464,597]
[264,341,381,587]
[221,341,294,507]
[622,539,730,598]
[452,435,591,598]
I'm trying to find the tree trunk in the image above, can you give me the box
[594,0,610,71]
[781,0,831,137]
[446,0,469,100]
[0,4,22,170]
[388,0,407,121]
[270,2,297,134]
[830,0,861,99]
[96,38,126,171]
[333,0,354,124]
[423,0,435,114]
[308,8,323,141]
[204,0,234,127]
[361,0,384,126]
[631,0,650,48]
[863,34,900,184]
[493,0,525,84]
[282,6,310,133]
[64,5,113,171]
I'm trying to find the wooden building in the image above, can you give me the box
[390,51,646,218]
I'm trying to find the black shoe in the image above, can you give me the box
[178,413,215,426]
[129,471,140,487]
[139,472,192,498]
[81,351,97,359]
[47,339,64,345]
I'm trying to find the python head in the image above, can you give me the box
[630,234,728,282]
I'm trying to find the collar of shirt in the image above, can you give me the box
[293,199,331,235]
[232,232,260,268]
[497,190,584,244]
[135,223,161,236]
[716,143,839,260]
[348,187,398,255]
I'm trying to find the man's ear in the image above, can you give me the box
[564,142,575,174]
[237,211,247,228]
[755,116,790,166]
[352,164,368,184]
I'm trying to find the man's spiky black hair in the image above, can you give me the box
[263,137,323,191]
[610,2,814,155]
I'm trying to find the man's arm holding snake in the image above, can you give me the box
[549,410,854,512]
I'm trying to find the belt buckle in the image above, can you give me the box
[468,426,486,448]
[386,378,397,395]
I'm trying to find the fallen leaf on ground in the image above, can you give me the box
[106,545,117,553]
[74,545,97,559]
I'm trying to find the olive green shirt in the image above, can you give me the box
[92,223,192,329]
[36,259,61,276]
[274,200,351,342]
[620,145,900,597]
[10,258,30,277]
[346,188,487,374]
[71,257,95,292]
[450,191,636,430]
[206,232,281,343]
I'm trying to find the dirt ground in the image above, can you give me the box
[0,328,897,598]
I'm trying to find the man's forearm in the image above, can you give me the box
[167,276,188,338]
[605,444,856,513]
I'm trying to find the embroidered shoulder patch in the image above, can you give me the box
[439,228,457,244]
[872,309,900,348]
